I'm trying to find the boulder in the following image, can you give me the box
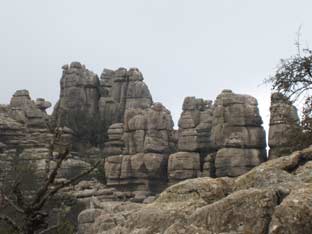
[79,147,312,234]
[269,184,312,234]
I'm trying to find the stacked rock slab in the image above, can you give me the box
[52,62,100,149]
[0,91,81,181]
[0,90,52,150]
[52,63,153,149]
[209,90,267,177]
[268,93,300,159]
[168,97,214,183]
[98,67,153,129]
[10,90,51,129]
[104,102,175,193]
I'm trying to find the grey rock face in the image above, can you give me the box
[168,97,213,183]
[177,97,214,152]
[9,90,50,128]
[268,92,300,159]
[209,90,267,177]
[103,123,124,156]
[52,62,101,148]
[168,91,266,182]
[0,90,53,151]
[52,64,153,149]
[79,147,312,234]
[50,62,164,192]
[104,102,175,193]
[168,152,200,182]
[99,67,153,129]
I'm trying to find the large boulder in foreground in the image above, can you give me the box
[79,147,312,234]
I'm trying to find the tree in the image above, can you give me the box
[266,30,312,149]
[0,128,101,234]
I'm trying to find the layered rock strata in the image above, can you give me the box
[209,90,267,177]
[52,63,153,150]
[104,103,175,193]
[168,97,213,183]
[268,92,300,159]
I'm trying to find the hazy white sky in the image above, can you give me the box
[1,0,312,131]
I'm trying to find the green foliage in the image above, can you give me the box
[267,36,312,149]
[266,29,312,102]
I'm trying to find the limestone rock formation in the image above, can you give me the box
[99,68,175,192]
[52,63,153,150]
[0,90,52,150]
[79,147,312,234]
[177,97,214,152]
[99,67,153,123]
[168,97,213,183]
[268,92,300,159]
[52,62,100,148]
[104,102,175,193]
[209,89,267,177]
[168,152,200,182]
[9,90,50,128]
[2,62,312,234]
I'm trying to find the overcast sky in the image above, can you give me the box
[1,1,312,132]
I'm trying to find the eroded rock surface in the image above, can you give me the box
[104,102,175,193]
[4,62,311,234]
[168,97,213,183]
[269,92,300,159]
[210,89,267,177]
[79,147,312,234]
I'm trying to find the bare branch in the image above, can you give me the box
[12,181,26,211]
[38,224,60,234]
[0,215,21,233]
[2,193,24,214]
[33,160,101,211]
[32,148,69,207]
[295,25,303,56]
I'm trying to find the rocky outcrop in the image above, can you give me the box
[99,68,153,124]
[50,64,269,187]
[168,152,200,182]
[104,103,175,193]
[177,97,213,152]
[0,90,79,185]
[9,90,50,128]
[1,68,269,198]
[209,89,267,177]
[0,90,52,150]
[52,63,153,150]
[52,62,101,149]
[169,91,267,183]
[79,147,312,234]
[168,97,213,183]
[3,62,312,234]
[268,92,300,159]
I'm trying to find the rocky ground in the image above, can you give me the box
[78,147,312,234]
